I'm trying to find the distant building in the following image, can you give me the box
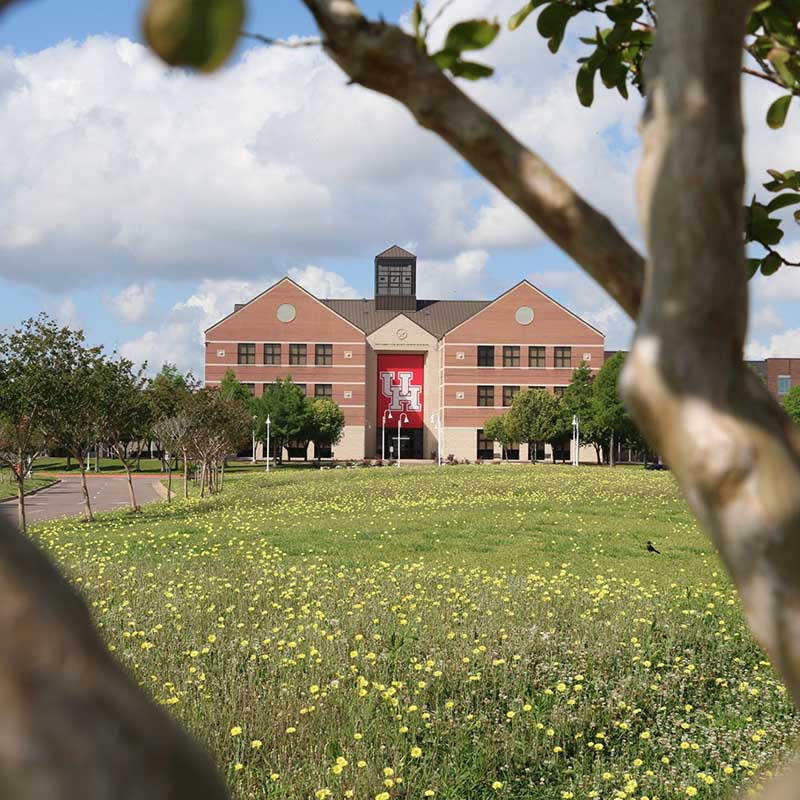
[204,245,600,461]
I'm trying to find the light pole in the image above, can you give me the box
[252,415,257,464]
[381,409,393,463]
[430,413,442,466]
[572,415,580,467]
[265,415,271,474]
[397,412,409,468]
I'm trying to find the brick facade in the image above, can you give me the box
[203,247,606,462]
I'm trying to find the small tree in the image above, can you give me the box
[483,415,513,461]
[255,379,313,464]
[561,362,603,463]
[782,385,800,427]
[94,357,150,511]
[310,398,345,461]
[507,388,562,463]
[0,315,73,531]
[592,353,629,467]
[151,411,191,502]
[146,363,195,471]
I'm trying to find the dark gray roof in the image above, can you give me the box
[322,298,489,337]
[375,244,416,259]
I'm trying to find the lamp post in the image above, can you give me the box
[252,415,257,464]
[265,415,271,474]
[572,415,580,467]
[430,413,442,466]
[397,412,409,468]
[381,409,393,463]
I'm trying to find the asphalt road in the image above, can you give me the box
[0,474,164,527]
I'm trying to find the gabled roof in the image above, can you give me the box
[322,299,489,338]
[375,244,416,259]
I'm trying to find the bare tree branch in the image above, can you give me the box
[299,0,645,318]
[623,0,800,714]
[0,514,230,799]
[241,31,323,48]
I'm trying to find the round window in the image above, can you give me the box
[276,303,296,323]
[515,306,534,325]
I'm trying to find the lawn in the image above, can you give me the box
[0,469,57,500]
[31,466,798,800]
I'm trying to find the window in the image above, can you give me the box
[554,386,567,398]
[503,386,520,407]
[315,384,332,399]
[554,346,572,368]
[263,343,281,365]
[477,429,495,460]
[778,375,791,395]
[243,383,256,396]
[477,345,495,367]
[289,344,307,365]
[477,385,495,407]
[529,385,546,391]
[503,346,520,367]
[528,345,545,368]
[237,343,255,365]
[315,344,333,366]
[295,383,307,395]
[376,262,414,296]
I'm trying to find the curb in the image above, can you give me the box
[0,478,61,504]
[152,480,174,501]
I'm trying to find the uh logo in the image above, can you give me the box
[380,370,422,412]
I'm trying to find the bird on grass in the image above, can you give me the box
[646,540,661,554]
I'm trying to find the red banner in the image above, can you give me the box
[377,354,424,428]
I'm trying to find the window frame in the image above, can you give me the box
[477,385,495,407]
[476,429,495,460]
[315,343,333,366]
[778,374,791,395]
[477,345,495,367]
[314,383,333,399]
[263,343,281,365]
[289,343,307,366]
[554,346,572,369]
[237,342,256,365]
[502,385,520,407]
[528,345,546,368]
[503,346,520,367]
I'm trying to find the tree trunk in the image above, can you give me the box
[121,458,138,513]
[66,454,71,471]
[15,466,26,533]
[609,430,616,468]
[594,444,601,465]
[219,460,225,493]
[77,453,93,523]
[182,452,189,499]
[199,462,206,499]
[166,460,172,504]
[135,448,142,472]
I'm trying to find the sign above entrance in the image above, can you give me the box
[377,353,424,428]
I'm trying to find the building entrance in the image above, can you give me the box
[377,427,423,461]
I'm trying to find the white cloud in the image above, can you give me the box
[417,250,491,298]
[51,296,80,329]
[120,268,358,375]
[746,329,800,360]
[106,282,155,324]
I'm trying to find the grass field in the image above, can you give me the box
[31,466,799,800]
[0,469,57,500]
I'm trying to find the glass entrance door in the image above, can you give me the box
[378,428,423,460]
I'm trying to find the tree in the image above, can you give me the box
[592,353,630,467]
[0,315,73,532]
[39,334,105,523]
[5,1,800,798]
[507,388,562,462]
[94,357,151,511]
[782,385,800,426]
[309,398,345,461]
[218,368,255,407]
[152,411,191,502]
[483,414,514,460]
[255,379,313,463]
[561,362,602,463]
[146,363,195,470]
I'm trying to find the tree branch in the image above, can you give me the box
[299,0,645,318]
[624,0,800,714]
[241,31,324,48]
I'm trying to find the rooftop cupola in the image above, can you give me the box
[374,245,417,311]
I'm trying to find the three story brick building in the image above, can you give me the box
[204,246,609,461]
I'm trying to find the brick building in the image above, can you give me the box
[204,246,610,462]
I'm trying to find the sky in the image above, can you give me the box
[0,0,798,377]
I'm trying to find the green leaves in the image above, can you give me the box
[508,0,548,31]
[537,2,578,53]
[767,94,792,128]
[142,0,246,72]
[576,63,596,107]
[432,18,499,81]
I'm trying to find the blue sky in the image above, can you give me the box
[1,0,798,375]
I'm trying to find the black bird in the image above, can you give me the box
[646,540,661,554]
